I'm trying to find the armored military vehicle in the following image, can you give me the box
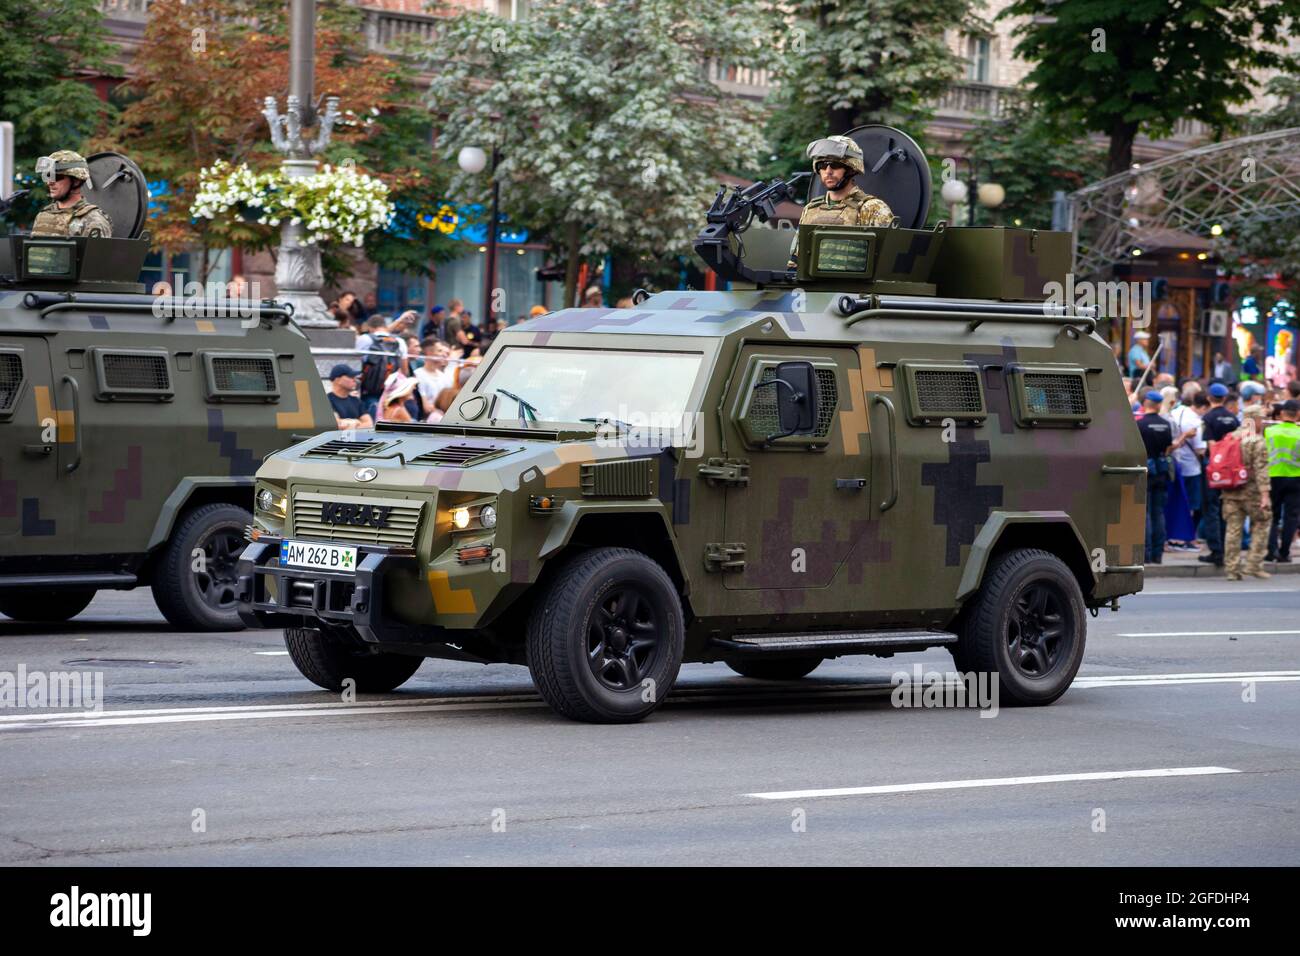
[0,152,334,629]
[238,126,1147,721]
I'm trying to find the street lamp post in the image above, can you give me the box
[458,144,500,324]
[940,157,1004,226]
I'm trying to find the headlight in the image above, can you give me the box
[479,505,497,529]
[451,507,471,530]
[256,487,286,517]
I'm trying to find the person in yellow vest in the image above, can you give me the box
[1222,406,1273,581]
[1265,399,1300,562]
[787,135,893,269]
[31,151,113,238]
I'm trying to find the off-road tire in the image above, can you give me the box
[284,626,423,693]
[724,656,822,680]
[955,548,1086,706]
[151,503,251,632]
[526,547,684,723]
[0,588,96,623]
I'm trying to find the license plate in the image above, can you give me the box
[279,540,357,573]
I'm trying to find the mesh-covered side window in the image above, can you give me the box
[1023,373,1087,417]
[102,352,170,391]
[914,369,982,415]
[748,365,838,439]
[212,356,276,393]
[0,353,22,412]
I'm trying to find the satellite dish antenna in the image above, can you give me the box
[82,152,148,239]
[806,125,932,229]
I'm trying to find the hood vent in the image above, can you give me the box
[413,442,512,467]
[304,438,388,458]
[581,459,655,497]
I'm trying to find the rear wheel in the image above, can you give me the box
[526,547,684,723]
[954,548,1086,706]
[0,588,97,623]
[725,657,822,680]
[151,503,250,632]
[284,626,423,693]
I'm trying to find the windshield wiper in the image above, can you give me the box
[579,416,635,432]
[495,388,539,425]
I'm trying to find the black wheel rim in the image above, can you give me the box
[196,526,244,611]
[1006,581,1070,678]
[587,585,662,691]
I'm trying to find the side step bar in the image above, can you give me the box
[0,572,138,590]
[710,629,958,657]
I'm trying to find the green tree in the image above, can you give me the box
[961,99,1108,228]
[0,0,117,229]
[1004,0,1300,177]
[767,0,981,165]
[426,0,772,308]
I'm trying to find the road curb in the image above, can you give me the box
[1143,561,1300,578]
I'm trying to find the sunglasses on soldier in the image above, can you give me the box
[814,160,847,172]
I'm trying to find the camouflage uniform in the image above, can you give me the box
[1222,423,1272,579]
[31,150,113,239]
[32,198,114,239]
[789,135,893,267]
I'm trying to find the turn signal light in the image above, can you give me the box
[456,545,493,565]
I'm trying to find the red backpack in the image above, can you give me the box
[1207,433,1249,490]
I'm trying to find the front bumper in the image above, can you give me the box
[236,536,424,644]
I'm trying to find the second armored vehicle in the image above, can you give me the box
[1,153,334,629]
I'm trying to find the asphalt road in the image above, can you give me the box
[1,582,1297,866]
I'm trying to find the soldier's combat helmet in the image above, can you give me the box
[806,135,865,176]
[35,150,93,188]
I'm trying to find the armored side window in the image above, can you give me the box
[900,362,985,426]
[91,348,173,401]
[202,351,280,403]
[0,350,26,419]
[1010,367,1091,427]
[734,356,838,448]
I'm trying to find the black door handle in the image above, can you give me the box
[835,478,866,490]
[23,443,54,457]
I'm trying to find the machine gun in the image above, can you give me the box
[694,172,810,287]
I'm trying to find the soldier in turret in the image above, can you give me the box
[788,135,894,268]
[31,151,114,239]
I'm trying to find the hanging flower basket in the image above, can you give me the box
[194,160,394,246]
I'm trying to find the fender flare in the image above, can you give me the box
[538,500,692,596]
[147,476,255,551]
[955,511,1093,603]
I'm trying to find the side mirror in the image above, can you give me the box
[754,361,819,443]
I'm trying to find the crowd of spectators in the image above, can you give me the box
[324,291,550,429]
[1125,352,1300,577]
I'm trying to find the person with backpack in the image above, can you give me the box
[1198,383,1240,567]
[355,315,406,422]
[1137,391,1175,564]
[1221,405,1273,581]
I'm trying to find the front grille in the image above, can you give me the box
[914,369,983,415]
[290,491,423,547]
[1022,373,1088,417]
[0,353,21,412]
[212,356,276,393]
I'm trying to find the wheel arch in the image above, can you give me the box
[146,477,255,553]
[956,512,1095,606]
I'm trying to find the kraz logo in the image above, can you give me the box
[321,502,394,528]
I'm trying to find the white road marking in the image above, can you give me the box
[0,671,1295,733]
[254,651,289,656]
[1130,588,1299,596]
[1116,630,1300,637]
[747,766,1241,801]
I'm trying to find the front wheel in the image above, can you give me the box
[0,588,97,623]
[284,626,423,693]
[526,548,684,723]
[151,502,250,631]
[954,548,1086,706]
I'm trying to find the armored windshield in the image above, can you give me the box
[477,347,703,425]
